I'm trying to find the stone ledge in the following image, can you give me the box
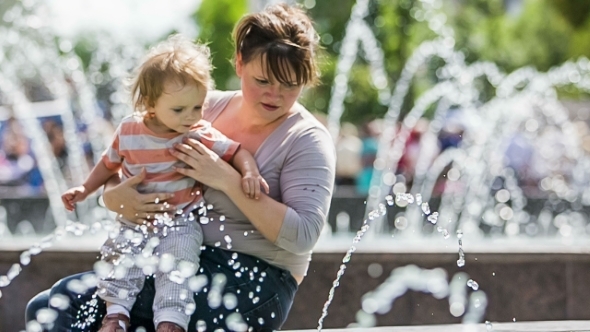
[288,320,590,331]
[2,238,590,331]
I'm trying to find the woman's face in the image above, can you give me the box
[236,54,303,122]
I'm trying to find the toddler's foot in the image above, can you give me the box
[156,321,185,332]
[98,313,130,332]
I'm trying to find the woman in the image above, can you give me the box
[25,3,336,331]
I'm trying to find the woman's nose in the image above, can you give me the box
[266,84,281,98]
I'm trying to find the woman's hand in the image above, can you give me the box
[102,169,177,224]
[171,138,241,192]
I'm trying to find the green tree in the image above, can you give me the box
[193,0,248,90]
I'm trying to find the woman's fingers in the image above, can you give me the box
[182,138,206,152]
[123,167,147,187]
[140,193,175,208]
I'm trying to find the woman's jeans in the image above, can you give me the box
[25,246,298,331]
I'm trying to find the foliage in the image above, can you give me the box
[193,0,248,90]
[8,0,590,127]
[187,0,590,125]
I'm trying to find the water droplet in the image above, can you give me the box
[258,317,265,325]
[7,263,22,280]
[219,225,225,231]
[223,293,238,310]
[207,204,213,210]
[457,229,463,239]
[427,212,439,224]
[457,258,465,267]
[219,215,226,222]
[196,320,207,332]
[485,321,493,331]
[200,217,209,224]
[0,276,10,287]
[118,289,130,300]
[467,279,479,290]
[415,193,422,205]
[385,195,394,206]
[271,312,276,318]
[159,253,176,273]
[252,296,260,304]
[49,294,70,310]
[188,275,208,292]
[394,216,408,230]
[226,312,247,331]
[155,198,160,204]
[35,308,58,324]
[185,303,196,315]
[243,231,248,236]
[421,202,430,215]
[224,235,232,243]
[442,229,450,239]
[20,251,31,265]
[214,241,221,247]
[25,321,42,332]
[29,245,42,255]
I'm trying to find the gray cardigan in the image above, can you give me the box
[200,90,336,277]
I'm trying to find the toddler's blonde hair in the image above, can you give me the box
[130,34,214,113]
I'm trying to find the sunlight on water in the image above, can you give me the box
[2,0,590,330]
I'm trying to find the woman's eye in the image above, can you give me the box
[256,78,269,84]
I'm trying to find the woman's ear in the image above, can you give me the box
[235,53,243,78]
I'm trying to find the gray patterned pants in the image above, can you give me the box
[97,218,202,330]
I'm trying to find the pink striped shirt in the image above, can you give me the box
[102,114,239,213]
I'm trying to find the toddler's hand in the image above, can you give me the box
[241,173,270,199]
[61,186,89,211]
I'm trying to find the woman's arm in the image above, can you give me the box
[172,128,336,253]
[102,170,177,223]
[173,139,287,242]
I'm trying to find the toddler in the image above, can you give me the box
[61,35,268,332]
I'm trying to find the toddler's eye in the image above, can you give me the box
[172,108,183,113]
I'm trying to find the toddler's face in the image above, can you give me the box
[146,80,207,134]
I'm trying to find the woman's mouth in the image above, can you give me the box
[261,103,280,111]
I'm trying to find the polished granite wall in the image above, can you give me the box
[2,247,590,331]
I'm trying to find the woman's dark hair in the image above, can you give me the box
[233,3,321,86]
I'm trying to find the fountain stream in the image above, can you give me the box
[2,0,590,330]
